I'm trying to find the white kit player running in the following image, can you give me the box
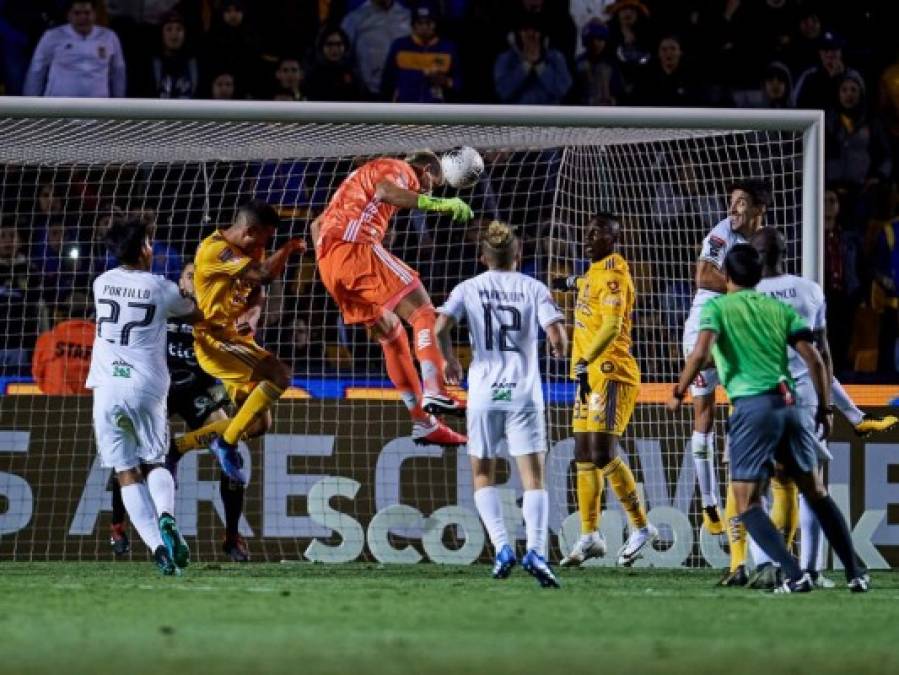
[87,216,202,576]
[752,227,895,587]
[683,179,770,535]
[435,222,568,588]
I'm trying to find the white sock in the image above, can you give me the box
[120,482,164,551]
[474,486,509,550]
[831,378,864,426]
[691,431,718,507]
[523,489,548,555]
[146,466,176,518]
[799,493,825,572]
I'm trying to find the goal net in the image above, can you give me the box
[0,101,819,566]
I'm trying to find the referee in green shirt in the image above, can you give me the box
[668,244,867,593]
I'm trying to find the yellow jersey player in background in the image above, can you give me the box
[552,213,657,567]
[190,200,306,484]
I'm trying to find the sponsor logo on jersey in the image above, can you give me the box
[707,235,726,259]
[491,380,516,402]
[218,247,236,262]
[111,359,132,378]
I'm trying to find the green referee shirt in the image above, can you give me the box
[699,289,809,400]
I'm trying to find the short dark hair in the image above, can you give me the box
[67,0,96,9]
[724,243,763,287]
[405,149,441,176]
[236,199,279,228]
[750,226,785,269]
[729,178,772,209]
[105,216,150,265]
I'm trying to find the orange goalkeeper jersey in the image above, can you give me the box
[32,319,95,395]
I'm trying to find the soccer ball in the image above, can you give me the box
[440,146,484,189]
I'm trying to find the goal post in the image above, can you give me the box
[0,99,823,565]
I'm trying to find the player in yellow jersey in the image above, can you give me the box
[189,200,306,484]
[553,213,657,567]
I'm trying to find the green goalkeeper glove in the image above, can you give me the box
[416,195,474,222]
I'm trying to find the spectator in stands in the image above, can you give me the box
[381,4,460,103]
[825,72,892,194]
[510,0,577,67]
[632,34,699,106]
[784,6,823,78]
[793,31,860,110]
[32,217,81,299]
[202,0,261,98]
[148,12,198,99]
[23,0,126,97]
[570,0,617,57]
[574,20,622,106]
[305,26,361,102]
[208,70,237,100]
[32,291,94,395]
[606,0,653,99]
[824,188,863,374]
[342,0,411,99]
[494,15,571,105]
[274,312,324,376]
[273,56,305,101]
[734,61,793,108]
[0,0,51,95]
[878,60,899,184]
[0,222,41,376]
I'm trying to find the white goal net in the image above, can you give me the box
[0,101,820,566]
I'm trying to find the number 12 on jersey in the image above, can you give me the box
[482,303,521,352]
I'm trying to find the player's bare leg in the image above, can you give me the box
[692,392,724,534]
[394,285,464,416]
[561,433,606,567]
[471,457,515,578]
[369,307,465,447]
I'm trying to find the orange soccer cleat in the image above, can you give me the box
[412,418,467,447]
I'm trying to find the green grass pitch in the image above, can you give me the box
[2,562,897,675]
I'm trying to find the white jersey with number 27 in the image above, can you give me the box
[440,270,563,411]
[87,267,195,398]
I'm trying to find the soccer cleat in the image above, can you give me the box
[421,392,466,417]
[848,576,869,593]
[159,513,190,569]
[747,563,782,590]
[411,418,467,447]
[718,565,749,587]
[617,523,659,567]
[806,570,836,589]
[773,572,813,594]
[153,545,179,576]
[521,549,561,588]
[210,436,246,485]
[109,523,130,557]
[560,532,607,567]
[222,533,250,562]
[491,544,516,579]
[702,505,726,536]
[854,415,898,438]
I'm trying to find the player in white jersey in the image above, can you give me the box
[87,216,202,576]
[682,179,770,535]
[747,227,896,588]
[435,221,567,587]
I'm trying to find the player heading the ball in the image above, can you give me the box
[313,149,479,447]
[436,221,567,587]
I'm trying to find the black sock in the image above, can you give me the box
[740,506,802,581]
[808,495,861,581]
[220,472,245,537]
[111,478,126,526]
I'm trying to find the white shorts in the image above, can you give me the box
[683,314,719,397]
[466,408,547,459]
[92,387,169,472]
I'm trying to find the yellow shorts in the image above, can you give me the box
[572,378,638,435]
[194,330,271,404]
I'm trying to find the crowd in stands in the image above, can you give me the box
[2,0,899,386]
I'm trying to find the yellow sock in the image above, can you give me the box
[602,456,647,530]
[222,381,283,445]
[175,418,231,454]
[594,468,604,520]
[771,476,799,549]
[576,462,601,534]
[725,480,746,571]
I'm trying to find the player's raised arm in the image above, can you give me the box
[240,238,306,286]
[374,150,473,223]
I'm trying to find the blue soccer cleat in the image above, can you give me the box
[492,544,517,579]
[522,549,561,588]
[153,545,179,576]
[159,513,190,569]
[210,436,246,485]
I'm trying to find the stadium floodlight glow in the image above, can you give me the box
[0,99,822,565]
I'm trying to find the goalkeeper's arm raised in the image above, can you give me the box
[375,179,473,222]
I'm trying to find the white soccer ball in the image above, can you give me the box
[440,146,484,189]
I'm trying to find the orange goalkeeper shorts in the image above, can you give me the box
[317,239,420,325]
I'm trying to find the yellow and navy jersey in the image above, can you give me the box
[571,252,640,386]
[193,232,263,332]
